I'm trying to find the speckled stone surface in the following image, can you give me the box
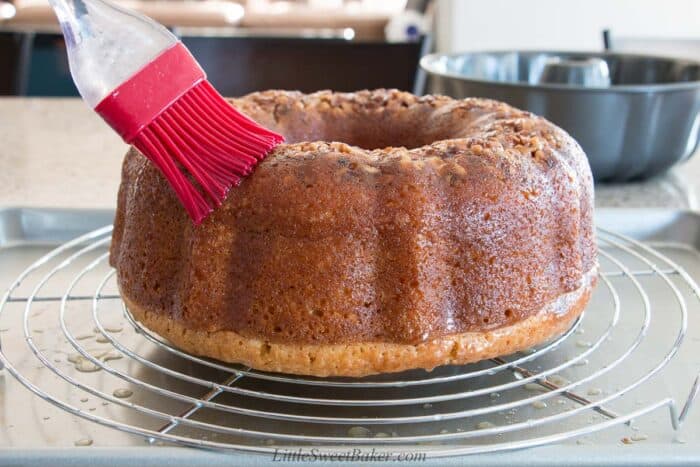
[0,98,126,209]
[0,97,698,211]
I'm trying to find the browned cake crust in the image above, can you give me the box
[109,89,597,377]
[123,269,594,377]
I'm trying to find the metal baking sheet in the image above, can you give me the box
[1,207,700,466]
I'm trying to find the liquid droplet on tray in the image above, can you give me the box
[75,358,101,373]
[347,426,371,438]
[102,352,123,362]
[113,388,133,399]
[476,421,495,430]
[74,438,93,447]
[524,383,547,392]
[547,375,569,386]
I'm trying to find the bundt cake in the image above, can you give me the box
[109,89,597,377]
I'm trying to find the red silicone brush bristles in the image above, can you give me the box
[95,43,284,225]
[132,81,284,224]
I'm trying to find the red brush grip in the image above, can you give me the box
[95,42,205,143]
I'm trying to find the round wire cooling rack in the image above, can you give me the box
[1,225,700,457]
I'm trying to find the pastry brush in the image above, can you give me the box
[48,0,284,224]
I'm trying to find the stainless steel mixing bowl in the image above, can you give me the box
[420,51,700,181]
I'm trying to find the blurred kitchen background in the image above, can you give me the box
[1,0,433,96]
[2,0,700,204]
[3,0,700,97]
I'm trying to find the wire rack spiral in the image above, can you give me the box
[1,225,699,457]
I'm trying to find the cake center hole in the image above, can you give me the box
[280,114,459,150]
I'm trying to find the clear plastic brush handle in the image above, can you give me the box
[48,0,178,107]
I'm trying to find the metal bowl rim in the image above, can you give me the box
[420,50,700,93]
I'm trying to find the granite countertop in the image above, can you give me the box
[1,97,699,211]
